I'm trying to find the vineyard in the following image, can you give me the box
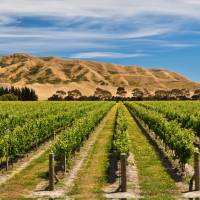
[0,100,200,199]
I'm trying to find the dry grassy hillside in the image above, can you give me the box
[0,53,199,100]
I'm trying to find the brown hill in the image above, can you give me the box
[0,53,199,100]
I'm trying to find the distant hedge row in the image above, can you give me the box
[0,86,38,101]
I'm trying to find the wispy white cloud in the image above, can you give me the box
[0,25,175,40]
[0,26,194,56]
[163,43,195,48]
[69,52,148,59]
[134,38,196,48]
[0,0,199,42]
[0,0,199,57]
[0,16,16,25]
[0,39,112,55]
[122,27,174,39]
[1,0,200,20]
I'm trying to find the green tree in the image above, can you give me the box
[116,87,127,98]
[68,89,82,99]
[132,88,144,100]
[56,90,66,99]
[0,93,18,101]
[94,88,112,100]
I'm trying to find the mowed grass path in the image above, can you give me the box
[69,104,117,200]
[0,150,49,200]
[123,104,181,200]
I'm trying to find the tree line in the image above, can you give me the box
[0,86,38,101]
[48,87,200,101]
[1,85,199,101]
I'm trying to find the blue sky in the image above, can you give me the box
[0,0,200,82]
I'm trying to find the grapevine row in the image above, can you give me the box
[125,102,195,165]
[0,102,107,161]
[113,103,129,158]
[135,101,200,136]
[0,101,92,136]
[53,102,114,161]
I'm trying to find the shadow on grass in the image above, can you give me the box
[107,147,118,184]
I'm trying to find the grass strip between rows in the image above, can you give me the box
[0,102,114,199]
[69,104,117,200]
[123,104,180,200]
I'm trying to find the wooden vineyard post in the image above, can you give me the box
[120,153,127,192]
[64,154,67,174]
[194,151,200,191]
[6,155,9,171]
[49,153,54,191]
